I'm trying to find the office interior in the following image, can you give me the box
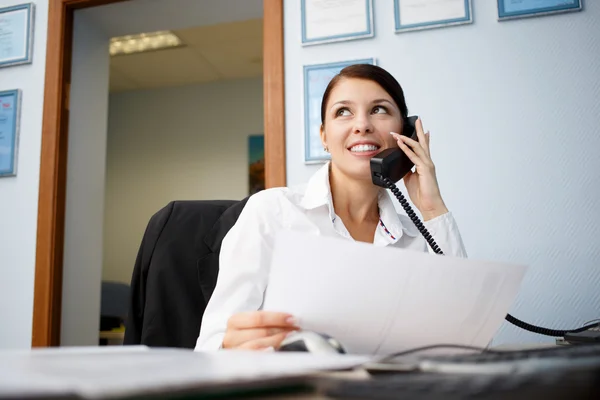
[99,17,264,345]
[0,0,599,397]
[103,20,263,283]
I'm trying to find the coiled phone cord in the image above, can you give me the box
[381,176,596,337]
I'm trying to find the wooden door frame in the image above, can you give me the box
[32,0,286,347]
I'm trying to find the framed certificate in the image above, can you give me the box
[0,89,22,177]
[301,0,374,46]
[497,0,582,21]
[394,0,472,33]
[0,3,35,68]
[303,58,376,163]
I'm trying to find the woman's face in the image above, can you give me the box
[321,77,403,182]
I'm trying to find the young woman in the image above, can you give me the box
[195,64,467,351]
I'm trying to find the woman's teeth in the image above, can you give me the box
[350,144,379,152]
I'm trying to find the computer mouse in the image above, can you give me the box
[277,330,347,354]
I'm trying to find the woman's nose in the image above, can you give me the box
[353,115,374,134]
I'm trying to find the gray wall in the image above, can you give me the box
[60,13,110,347]
[103,78,263,284]
[284,0,600,344]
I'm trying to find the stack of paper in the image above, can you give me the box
[0,346,368,399]
[263,231,527,355]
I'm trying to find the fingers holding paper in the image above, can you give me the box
[222,311,300,350]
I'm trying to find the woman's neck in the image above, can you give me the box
[328,163,380,224]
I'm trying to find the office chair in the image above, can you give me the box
[123,198,249,348]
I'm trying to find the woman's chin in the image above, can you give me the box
[333,160,376,184]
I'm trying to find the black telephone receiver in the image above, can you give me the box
[370,115,419,187]
[369,115,596,338]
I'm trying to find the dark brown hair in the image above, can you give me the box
[320,64,409,125]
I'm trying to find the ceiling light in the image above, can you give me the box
[109,31,184,56]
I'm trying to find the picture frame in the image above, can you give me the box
[301,0,374,46]
[0,89,22,177]
[0,3,35,68]
[303,58,376,164]
[497,0,582,21]
[394,0,472,33]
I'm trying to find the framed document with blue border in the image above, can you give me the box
[0,89,22,177]
[497,0,582,21]
[0,3,35,68]
[394,0,472,33]
[301,0,374,46]
[303,58,376,163]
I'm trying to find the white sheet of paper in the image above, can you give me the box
[0,347,368,399]
[263,231,527,355]
[304,0,370,41]
[399,0,467,25]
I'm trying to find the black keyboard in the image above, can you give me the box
[319,344,600,399]
[423,342,600,363]
[322,368,600,400]
[367,343,600,374]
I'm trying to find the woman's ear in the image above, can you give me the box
[319,124,328,152]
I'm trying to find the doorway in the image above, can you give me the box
[32,0,285,347]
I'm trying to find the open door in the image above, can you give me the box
[33,0,286,347]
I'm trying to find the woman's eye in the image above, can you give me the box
[336,108,351,117]
[373,106,388,114]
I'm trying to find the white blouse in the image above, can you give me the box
[195,162,467,351]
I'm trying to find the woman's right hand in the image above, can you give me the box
[222,311,300,350]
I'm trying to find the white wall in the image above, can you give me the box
[0,0,48,349]
[60,13,110,346]
[102,78,263,284]
[284,1,600,345]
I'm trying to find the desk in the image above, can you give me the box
[261,343,566,400]
[3,343,596,400]
[0,347,367,399]
[263,370,371,399]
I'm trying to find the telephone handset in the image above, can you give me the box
[369,115,595,338]
[370,115,443,255]
[371,115,419,187]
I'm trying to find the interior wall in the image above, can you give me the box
[0,0,49,349]
[284,1,600,345]
[102,78,264,284]
[60,12,110,346]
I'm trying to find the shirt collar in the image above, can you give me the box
[299,162,332,210]
[300,162,336,222]
[299,162,418,238]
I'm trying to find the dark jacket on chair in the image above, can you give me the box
[124,198,249,348]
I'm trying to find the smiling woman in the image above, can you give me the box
[194,63,468,352]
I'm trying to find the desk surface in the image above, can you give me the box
[0,347,367,399]
[264,370,371,399]
[3,343,585,400]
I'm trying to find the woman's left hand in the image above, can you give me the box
[390,118,448,221]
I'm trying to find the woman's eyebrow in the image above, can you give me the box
[330,100,353,108]
[329,99,395,110]
[371,99,394,105]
